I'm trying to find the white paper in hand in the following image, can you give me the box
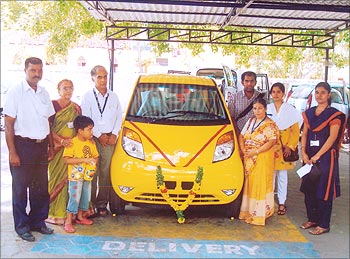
[296,164,313,178]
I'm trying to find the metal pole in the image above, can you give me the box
[324,49,329,83]
[109,39,115,91]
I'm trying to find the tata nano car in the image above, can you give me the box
[110,74,244,217]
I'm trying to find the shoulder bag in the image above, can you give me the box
[280,137,299,162]
[235,92,265,121]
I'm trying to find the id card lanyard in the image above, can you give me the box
[93,88,109,118]
[251,115,267,133]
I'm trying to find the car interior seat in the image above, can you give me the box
[182,91,209,113]
[136,90,169,116]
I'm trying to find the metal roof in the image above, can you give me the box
[81,0,350,33]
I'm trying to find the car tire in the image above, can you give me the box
[109,188,126,215]
[222,199,242,219]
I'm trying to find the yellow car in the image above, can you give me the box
[110,74,244,218]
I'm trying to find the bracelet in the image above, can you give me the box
[60,139,64,145]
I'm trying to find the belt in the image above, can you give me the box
[15,135,47,143]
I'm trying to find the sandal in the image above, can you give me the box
[277,204,287,215]
[64,223,75,233]
[309,226,330,235]
[300,221,318,229]
[76,217,93,225]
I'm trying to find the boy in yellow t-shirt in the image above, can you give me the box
[63,115,99,233]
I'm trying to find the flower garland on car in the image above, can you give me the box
[156,165,203,223]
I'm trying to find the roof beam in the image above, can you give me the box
[106,25,335,49]
[250,1,350,13]
[96,0,247,8]
[221,0,254,29]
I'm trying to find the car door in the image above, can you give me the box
[256,73,270,101]
[222,65,238,105]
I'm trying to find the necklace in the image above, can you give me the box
[251,115,267,133]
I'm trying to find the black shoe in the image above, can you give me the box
[30,226,54,235]
[18,232,35,242]
[87,209,99,219]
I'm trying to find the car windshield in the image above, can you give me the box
[331,90,343,104]
[126,82,229,125]
[290,85,314,99]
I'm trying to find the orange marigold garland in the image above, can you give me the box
[156,165,203,223]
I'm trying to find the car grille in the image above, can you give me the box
[134,193,220,203]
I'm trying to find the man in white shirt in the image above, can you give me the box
[81,65,122,217]
[4,57,55,242]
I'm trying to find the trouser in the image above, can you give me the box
[66,180,91,214]
[274,170,288,205]
[304,192,333,229]
[91,139,115,210]
[10,139,49,235]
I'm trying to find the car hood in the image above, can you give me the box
[123,120,234,167]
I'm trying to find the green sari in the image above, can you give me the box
[47,101,80,225]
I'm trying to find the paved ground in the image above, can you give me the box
[1,131,349,258]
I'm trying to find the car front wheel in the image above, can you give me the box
[109,188,126,215]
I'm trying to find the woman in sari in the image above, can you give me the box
[238,98,279,226]
[267,82,303,215]
[300,82,346,235]
[45,79,81,225]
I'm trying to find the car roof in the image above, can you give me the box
[138,74,217,87]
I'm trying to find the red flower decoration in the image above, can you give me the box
[161,188,168,193]
[189,190,196,196]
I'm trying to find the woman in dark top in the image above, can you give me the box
[300,82,346,235]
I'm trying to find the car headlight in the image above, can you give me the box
[213,131,234,162]
[122,127,145,160]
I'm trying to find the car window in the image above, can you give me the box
[331,91,343,104]
[196,69,224,80]
[330,83,349,105]
[196,68,237,87]
[127,82,229,124]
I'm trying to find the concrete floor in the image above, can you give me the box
[1,132,349,258]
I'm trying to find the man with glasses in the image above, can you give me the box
[81,65,122,217]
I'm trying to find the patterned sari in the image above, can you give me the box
[47,101,80,225]
[239,118,279,226]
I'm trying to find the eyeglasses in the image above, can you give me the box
[61,87,74,91]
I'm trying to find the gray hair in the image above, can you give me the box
[90,65,107,77]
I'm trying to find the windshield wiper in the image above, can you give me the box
[151,110,223,122]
